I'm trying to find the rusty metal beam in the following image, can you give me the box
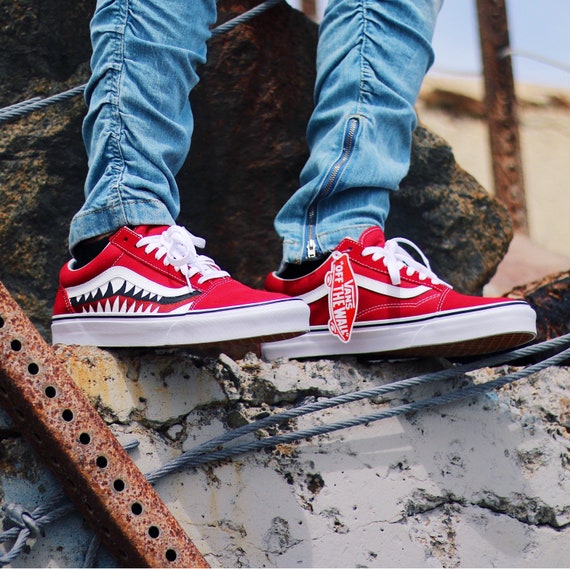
[476,0,529,234]
[0,282,209,568]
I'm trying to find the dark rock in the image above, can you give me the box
[0,0,512,340]
[387,125,512,295]
[0,0,93,105]
[180,0,318,288]
[0,74,89,338]
[509,271,570,343]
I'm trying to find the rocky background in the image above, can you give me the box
[1,0,570,567]
[0,0,514,340]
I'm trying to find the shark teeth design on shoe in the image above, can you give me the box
[51,225,310,348]
[69,274,199,311]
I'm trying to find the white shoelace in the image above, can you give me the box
[136,225,229,290]
[362,237,450,287]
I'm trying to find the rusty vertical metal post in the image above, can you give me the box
[476,0,529,234]
[0,282,209,568]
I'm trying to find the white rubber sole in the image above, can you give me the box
[261,302,537,360]
[52,298,310,348]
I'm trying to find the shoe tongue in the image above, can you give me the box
[132,225,171,237]
[358,226,386,248]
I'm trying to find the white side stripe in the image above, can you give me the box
[356,275,432,299]
[298,275,431,304]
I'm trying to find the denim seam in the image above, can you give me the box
[357,0,368,115]
[316,223,372,251]
[106,0,130,225]
[70,198,167,222]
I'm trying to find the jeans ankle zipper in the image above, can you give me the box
[306,116,360,259]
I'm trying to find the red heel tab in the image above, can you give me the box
[358,226,386,247]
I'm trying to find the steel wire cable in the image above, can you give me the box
[0,0,285,126]
[147,343,570,473]
[146,332,570,482]
[1,335,569,565]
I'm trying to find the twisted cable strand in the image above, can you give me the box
[147,333,570,482]
[2,335,569,565]
[211,0,284,37]
[155,345,570,469]
[0,85,86,125]
[0,97,42,117]
[0,0,285,126]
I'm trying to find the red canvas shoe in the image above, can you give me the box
[52,225,309,348]
[261,226,537,360]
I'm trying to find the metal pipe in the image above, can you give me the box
[476,0,529,234]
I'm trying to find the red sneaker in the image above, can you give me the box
[52,225,309,348]
[261,226,536,359]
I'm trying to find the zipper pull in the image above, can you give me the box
[307,239,317,259]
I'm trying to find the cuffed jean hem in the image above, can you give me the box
[68,198,176,253]
[281,222,378,264]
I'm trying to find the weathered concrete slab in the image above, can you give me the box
[1,346,569,567]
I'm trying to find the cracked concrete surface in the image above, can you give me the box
[0,346,569,567]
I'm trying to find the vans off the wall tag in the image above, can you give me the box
[325,252,358,343]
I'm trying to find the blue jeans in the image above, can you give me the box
[70,0,217,251]
[276,0,442,262]
[70,0,441,264]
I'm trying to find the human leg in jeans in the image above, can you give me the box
[51,0,309,348]
[263,0,536,359]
